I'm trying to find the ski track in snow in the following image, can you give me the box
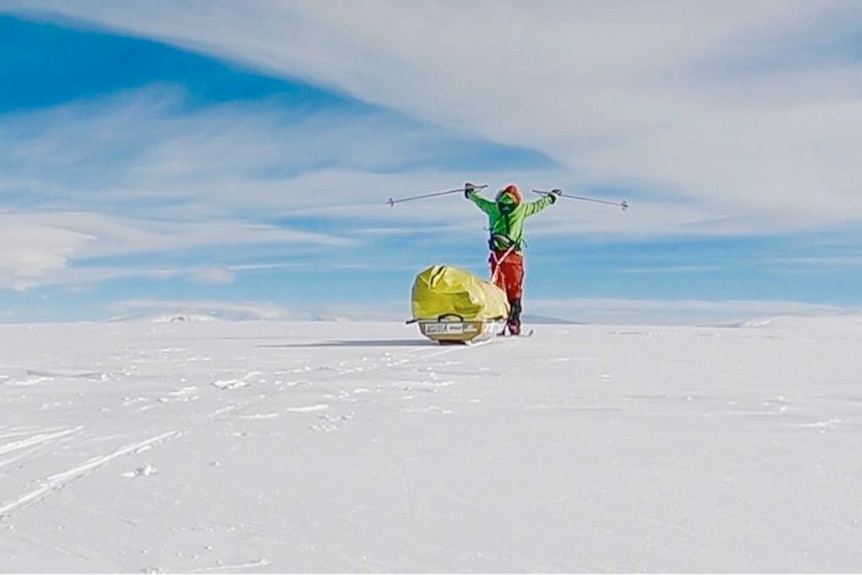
[0,427,83,458]
[0,430,181,520]
[185,557,272,573]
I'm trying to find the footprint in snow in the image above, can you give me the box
[122,464,158,478]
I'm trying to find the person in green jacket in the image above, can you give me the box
[465,183,559,335]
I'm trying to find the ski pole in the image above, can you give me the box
[532,189,629,211]
[388,184,488,207]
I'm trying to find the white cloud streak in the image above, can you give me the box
[0,209,354,290]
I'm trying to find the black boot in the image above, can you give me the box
[508,298,522,335]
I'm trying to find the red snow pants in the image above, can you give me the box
[490,250,524,302]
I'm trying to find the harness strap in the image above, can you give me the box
[490,244,517,285]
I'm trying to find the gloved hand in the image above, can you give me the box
[464,182,476,198]
[548,188,562,203]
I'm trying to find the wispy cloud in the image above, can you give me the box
[0,207,355,290]
[0,215,93,288]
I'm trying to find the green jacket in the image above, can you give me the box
[467,191,555,252]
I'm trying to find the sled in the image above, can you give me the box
[410,265,510,344]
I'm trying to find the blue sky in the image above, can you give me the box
[1,1,862,324]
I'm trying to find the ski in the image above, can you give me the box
[497,328,534,338]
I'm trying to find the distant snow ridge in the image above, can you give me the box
[740,313,862,330]
[107,313,223,323]
[153,314,220,323]
[739,317,783,328]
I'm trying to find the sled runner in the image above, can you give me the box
[410,265,510,344]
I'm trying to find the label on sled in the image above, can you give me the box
[424,322,472,335]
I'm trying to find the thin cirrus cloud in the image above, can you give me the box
[0,209,354,290]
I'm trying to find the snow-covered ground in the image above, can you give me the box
[1,317,861,572]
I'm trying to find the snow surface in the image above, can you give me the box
[1,318,861,572]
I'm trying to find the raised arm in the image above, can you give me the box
[523,190,559,217]
[465,183,496,214]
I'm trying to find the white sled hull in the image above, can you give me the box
[417,318,507,344]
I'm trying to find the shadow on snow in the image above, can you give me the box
[259,339,433,348]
